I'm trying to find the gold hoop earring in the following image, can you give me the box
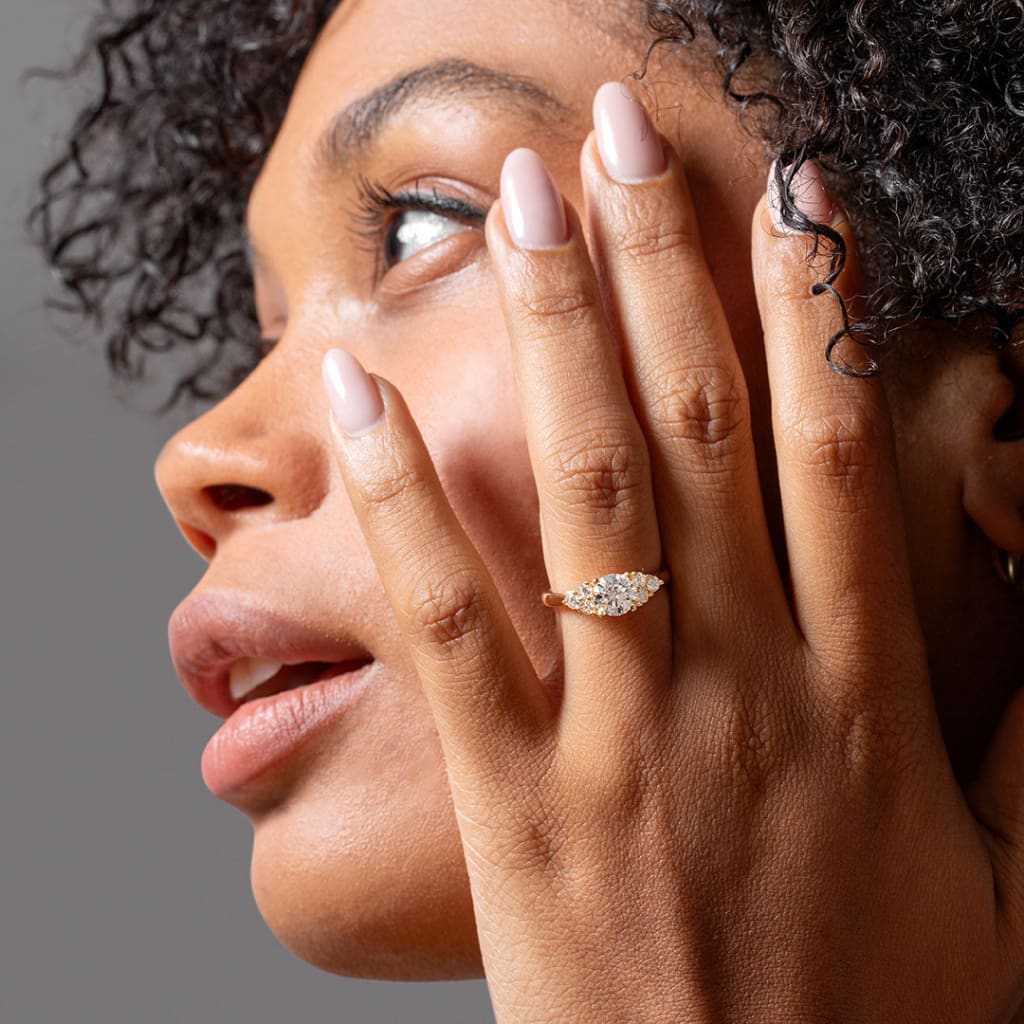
[992,546,1024,593]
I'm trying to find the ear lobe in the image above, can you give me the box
[964,460,1024,554]
[963,341,1024,555]
[994,340,1024,441]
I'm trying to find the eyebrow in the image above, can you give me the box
[315,58,571,175]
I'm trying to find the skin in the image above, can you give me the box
[154,0,1024,1005]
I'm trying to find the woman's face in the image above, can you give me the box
[153,0,982,982]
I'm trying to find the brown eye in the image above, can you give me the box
[383,209,464,269]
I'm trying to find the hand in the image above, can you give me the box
[321,87,1024,1024]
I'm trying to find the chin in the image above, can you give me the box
[248,791,485,980]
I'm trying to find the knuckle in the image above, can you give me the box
[518,286,603,339]
[652,364,750,470]
[787,407,880,507]
[606,754,673,835]
[359,462,422,524]
[689,680,780,796]
[810,641,930,781]
[821,687,923,789]
[408,569,489,659]
[716,698,776,793]
[541,433,648,530]
[616,221,700,266]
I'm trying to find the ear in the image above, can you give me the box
[963,340,1024,555]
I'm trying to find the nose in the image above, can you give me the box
[154,373,332,561]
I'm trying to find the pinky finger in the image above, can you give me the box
[753,168,924,685]
[321,348,553,786]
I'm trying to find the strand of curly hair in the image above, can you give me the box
[29,0,1024,413]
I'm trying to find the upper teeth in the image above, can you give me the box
[229,657,285,702]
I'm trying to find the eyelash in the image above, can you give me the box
[348,176,488,278]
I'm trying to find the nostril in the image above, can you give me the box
[203,483,274,512]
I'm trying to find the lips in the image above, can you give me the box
[168,589,374,719]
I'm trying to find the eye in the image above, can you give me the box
[349,177,488,282]
[384,208,464,269]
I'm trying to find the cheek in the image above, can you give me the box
[418,337,564,690]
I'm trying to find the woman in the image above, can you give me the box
[34,0,1024,1019]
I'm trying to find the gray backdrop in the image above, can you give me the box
[1,2,493,1020]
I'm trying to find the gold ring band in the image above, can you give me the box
[541,570,670,616]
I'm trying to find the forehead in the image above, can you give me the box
[319,0,646,72]
[273,0,647,159]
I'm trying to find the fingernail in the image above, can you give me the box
[322,348,384,438]
[767,158,838,234]
[500,148,568,250]
[593,81,666,184]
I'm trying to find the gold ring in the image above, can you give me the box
[541,570,670,616]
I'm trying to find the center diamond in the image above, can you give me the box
[563,572,663,616]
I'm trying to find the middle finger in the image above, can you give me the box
[485,147,672,742]
[582,83,791,653]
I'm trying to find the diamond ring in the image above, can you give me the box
[541,570,670,617]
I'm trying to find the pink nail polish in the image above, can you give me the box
[500,148,568,250]
[322,348,384,438]
[592,81,666,184]
[767,158,838,233]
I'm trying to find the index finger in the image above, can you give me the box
[322,352,554,789]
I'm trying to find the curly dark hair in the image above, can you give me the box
[29,0,1024,412]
